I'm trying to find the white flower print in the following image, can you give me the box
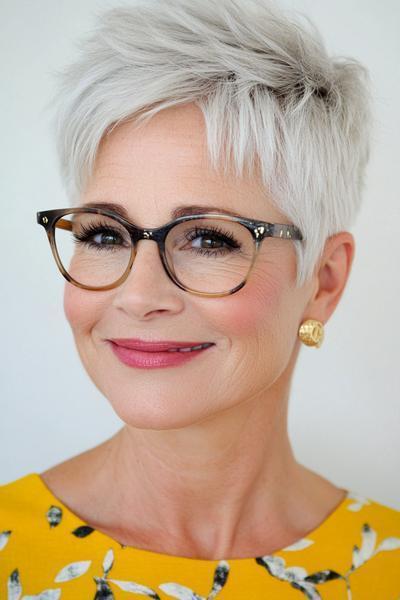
[22,592,61,600]
[92,548,161,599]
[46,506,62,528]
[0,529,12,550]
[349,523,400,571]
[108,579,161,597]
[54,560,92,582]
[256,522,400,599]
[159,560,229,600]
[7,568,61,600]
[103,549,114,578]
[158,582,203,600]
[255,555,334,599]
[346,492,371,512]
[282,538,315,551]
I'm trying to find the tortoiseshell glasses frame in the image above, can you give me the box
[36,207,304,298]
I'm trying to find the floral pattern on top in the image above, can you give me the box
[1,475,400,599]
[255,520,400,599]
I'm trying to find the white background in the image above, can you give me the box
[1,0,399,508]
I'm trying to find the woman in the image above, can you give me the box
[1,0,399,597]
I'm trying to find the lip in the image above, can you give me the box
[108,339,214,369]
[109,338,214,351]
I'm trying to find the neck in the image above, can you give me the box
[74,381,318,558]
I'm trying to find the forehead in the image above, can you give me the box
[81,102,284,226]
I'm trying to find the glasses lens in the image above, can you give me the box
[54,212,132,288]
[165,217,255,294]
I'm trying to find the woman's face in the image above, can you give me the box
[64,103,315,429]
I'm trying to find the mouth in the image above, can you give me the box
[107,338,215,369]
[109,338,215,352]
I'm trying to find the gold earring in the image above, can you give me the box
[298,319,324,348]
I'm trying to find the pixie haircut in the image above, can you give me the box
[52,0,373,287]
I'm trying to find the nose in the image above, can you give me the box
[111,239,184,320]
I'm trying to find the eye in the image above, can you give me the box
[183,226,241,255]
[92,230,120,245]
[72,222,130,251]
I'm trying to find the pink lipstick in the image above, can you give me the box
[108,338,214,369]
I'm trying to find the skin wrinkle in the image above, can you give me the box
[44,102,354,559]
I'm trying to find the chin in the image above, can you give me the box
[101,385,218,431]
[110,404,212,431]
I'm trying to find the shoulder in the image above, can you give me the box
[344,490,400,526]
[337,491,400,581]
[0,473,98,595]
[261,491,400,597]
[0,473,40,519]
[337,490,400,548]
[0,473,49,549]
[0,473,47,580]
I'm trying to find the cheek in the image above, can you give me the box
[206,267,286,338]
[200,263,303,396]
[63,283,105,334]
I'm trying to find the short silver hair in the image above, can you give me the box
[52,0,373,286]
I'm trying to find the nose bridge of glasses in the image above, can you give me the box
[128,229,170,278]
[123,222,166,245]
[135,229,161,243]
[118,233,181,295]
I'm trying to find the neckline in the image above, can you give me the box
[29,472,351,564]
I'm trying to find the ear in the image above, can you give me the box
[304,232,355,324]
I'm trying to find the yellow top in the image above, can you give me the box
[1,473,400,599]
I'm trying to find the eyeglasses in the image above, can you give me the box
[36,207,304,297]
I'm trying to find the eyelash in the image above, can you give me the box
[183,226,241,256]
[72,222,128,251]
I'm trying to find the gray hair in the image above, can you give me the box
[52,0,373,286]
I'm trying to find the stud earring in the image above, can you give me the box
[298,319,324,348]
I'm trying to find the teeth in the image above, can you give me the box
[167,343,213,353]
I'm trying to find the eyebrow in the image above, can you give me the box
[80,201,246,221]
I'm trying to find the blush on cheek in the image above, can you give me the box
[206,272,283,337]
